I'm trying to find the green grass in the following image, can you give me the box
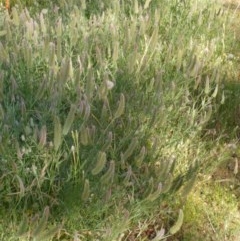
[182,181,240,241]
[0,0,240,240]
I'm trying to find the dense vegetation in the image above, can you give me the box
[0,0,239,240]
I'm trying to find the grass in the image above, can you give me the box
[180,1,240,240]
[0,0,240,240]
[182,182,240,241]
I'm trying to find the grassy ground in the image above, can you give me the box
[179,1,240,240]
[0,0,240,240]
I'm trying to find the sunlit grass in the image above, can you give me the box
[0,0,239,240]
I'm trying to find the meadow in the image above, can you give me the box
[0,0,240,240]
